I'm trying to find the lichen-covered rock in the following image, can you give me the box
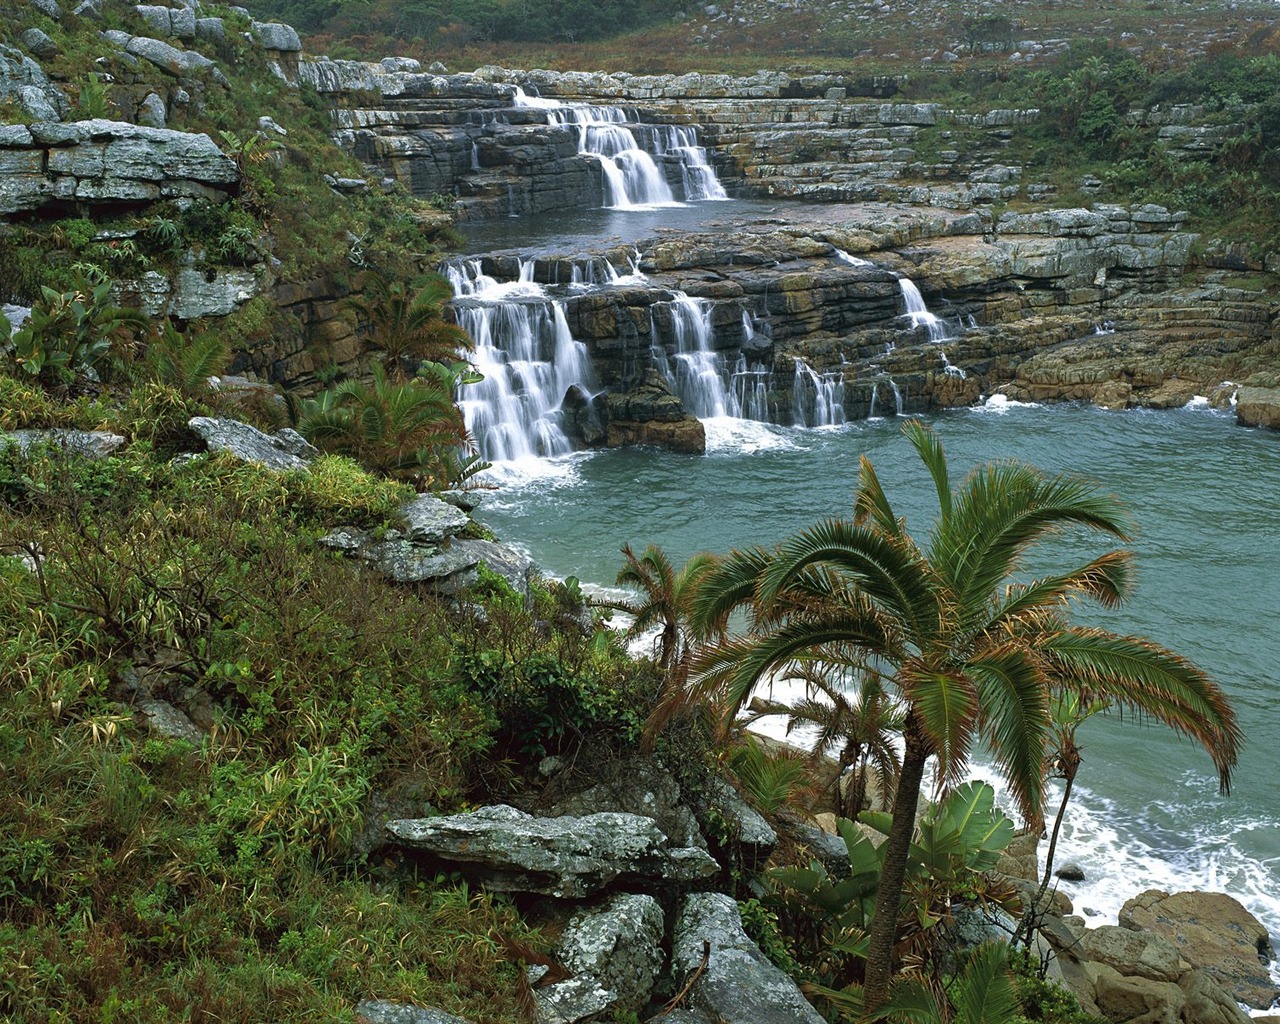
[386,805,719,897]
[449,539,531,592]
[125,35,218,77]
[695,775,777,866]
[672,892,825,1024]
[1118,890,1278,1009]
[138,91,167,128]
[354,1000,472,1024]
[0,43,68,122]
[187,417,318,472]
[529,974,614,1024]
[169,267,258,318]
[19,28,60,60]
[251,20,301,51]
[136,699,203,743]
[398,493,470,543]
[556,893,665,1012]
[1,429,126,459]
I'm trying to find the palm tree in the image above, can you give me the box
[689,419,1240,1014]
[297,362,486,491]
[602,543,721,750]
[345,270,472,382]
[742,664,904,819]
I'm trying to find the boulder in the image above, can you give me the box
[546,893,665,1013]
[138,91,166,128]
[1090,964,1185,1024]
[450,539,532,592]
[0,43,68,122]
[1176,970,1251,1024]
[187,417,318,472]
[1,429,126,459]
[169,268,257,319]
[1118,890,1277,1009]
[354,1001,472,1024]
[1079,925,1184,983]
[385,805,719,897]
[251,20,301,51]
[398,493,470,543]
[671,892,825,1024]
[529,974,613,1024]
[19,28,59,59]
[694,775,777,866]
[31,0,64,19]
[1236,386,1280,430]
[136,698,203,743]
[320,529,481,586]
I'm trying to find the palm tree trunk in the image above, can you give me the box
[862,718,930,1015]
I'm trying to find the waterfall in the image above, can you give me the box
[898,278,951,343]
[940,350,967,379]
[868,376,904,419]
[834,248,872,267]
[512,87,726,208]
[660,124,729,201]
[791,359,846,428]
[731,353,775,422]
[445,258,596,463]
[658,293,737,418]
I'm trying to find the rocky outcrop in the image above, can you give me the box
[532,893,665,1022]
[1118,889,1278,1009]
[671,892,825,1024]
[385,805,720,897]
[0,119,238,216]
[0,428,126,459]
[355,1001,473,1024]
[187,416,317,471]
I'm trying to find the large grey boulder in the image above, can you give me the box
[695,775,776,866]
[399,493,470,542]
[0,43,68,121]
[1119,889,1278,1009]
[386,805,719,897]
[672,892,825,1024]
[450,538,531,591]
[187,417,318,472]
[354,1001,472,1024]
[125,35,218,77]
[319,529,480,586]
[19,28,60,59]
[552,893,665,1013]
[251,20,301,50]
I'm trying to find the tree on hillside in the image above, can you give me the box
[689,419,1241,1014]
[345,270,472,383]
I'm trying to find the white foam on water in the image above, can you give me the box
[479,451,592,491]
[974,393,1041,414]
[702,416,801,454]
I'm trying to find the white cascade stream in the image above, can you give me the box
[898,277,952,343]
[513,87,726,208]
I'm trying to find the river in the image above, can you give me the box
[472,399,1280,949]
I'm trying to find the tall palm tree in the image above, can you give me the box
[345,270,472,382]
[690,420,1240,1014]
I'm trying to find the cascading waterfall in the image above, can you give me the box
[445,258,596,463]
[512,87,726,208]
[791,359,846,428]
[659,293,736,418]
[940,350,967,379]
[898,277,951,343]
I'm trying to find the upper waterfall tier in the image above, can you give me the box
[512,87,728,209]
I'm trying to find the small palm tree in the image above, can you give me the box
[297,362,486,491]
[689,419,1241,1013]
[345,270,472,382]
[602,543,721,749]
[743,664,904,819]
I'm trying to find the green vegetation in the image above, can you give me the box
[681,420,1239,1012]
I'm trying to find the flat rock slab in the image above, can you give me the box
[188,417,318,472]
[2,429,126,459]
[672,892,825,1024]
[1119,889,1278,1009]
[386,804,718,898]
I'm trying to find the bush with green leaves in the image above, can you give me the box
[770,781,1018,1004]
[2,272,147,388]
